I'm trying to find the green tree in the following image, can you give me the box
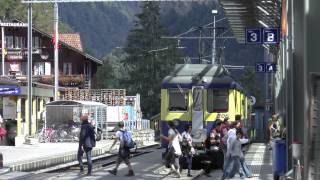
[238,67,262,105]
[122,2,183,118]
[94,49,128,89]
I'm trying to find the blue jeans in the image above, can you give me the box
[239,158,252,177]
[182,155,192,174]
[78,146,93,174]
[224,156,242,178]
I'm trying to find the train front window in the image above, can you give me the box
[207,89,229,113]
[168,89,188,111]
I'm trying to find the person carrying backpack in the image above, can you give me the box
[108,121,134,176]
[78,115,96,176]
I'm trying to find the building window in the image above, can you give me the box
[5,36,13,49]
[34,62,45,75]
[207,89,229,113]
[14,36,25,49]
[33,36,40,48]
[63,62,72,75]
[168,88,188,111]
[192,88,203,111]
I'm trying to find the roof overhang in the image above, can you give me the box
[220,0,281,43]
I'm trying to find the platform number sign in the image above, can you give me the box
[266,63,277,72]
[246,28,279,44]
[256,63,266,73]
[246,28,261,44]
[256,63,277,73]
[263,28,279,44]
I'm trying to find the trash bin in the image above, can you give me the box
[272,139,286,179]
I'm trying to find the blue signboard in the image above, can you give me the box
[256,63,266,73]
[246,28,262,44]
[0,86,20,95]
[266,63,277,72]
[263,28,279,44]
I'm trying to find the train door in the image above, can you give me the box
[192,86,204,129]
[191,86,206,144]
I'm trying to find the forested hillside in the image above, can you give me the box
[0,0,71,33]
[0,1,264,117]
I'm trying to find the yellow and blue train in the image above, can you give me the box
[160,64,252,147]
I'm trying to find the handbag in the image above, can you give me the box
[164,147,175,167]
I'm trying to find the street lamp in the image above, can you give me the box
[212,9,218,65]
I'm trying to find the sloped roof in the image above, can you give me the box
[12,19,102,65]
[53,33,83,52]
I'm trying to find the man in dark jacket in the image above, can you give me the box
[78,115,96,176]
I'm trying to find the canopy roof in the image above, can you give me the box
[220,0,281,43]
[46,100,107,106]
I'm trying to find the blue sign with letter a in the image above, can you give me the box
[263,28,279,44]
[256,63,266,73]
[266,63,277,72]
[246,28,262,44]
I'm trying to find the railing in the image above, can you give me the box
[38,75,85,87]
[11,74,86,87]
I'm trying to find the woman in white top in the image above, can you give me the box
[161,120,182,178]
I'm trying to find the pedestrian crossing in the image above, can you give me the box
[200,143,273,180]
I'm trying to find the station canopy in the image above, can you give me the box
[220,0,281,43]
[46,100,107,107]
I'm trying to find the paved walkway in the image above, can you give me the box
[0,140,112,167]
[0,149,203,180]
[200,143,273,180]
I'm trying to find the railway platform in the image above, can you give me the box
[0,140,158,173]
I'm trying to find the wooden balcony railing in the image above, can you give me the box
[14,74,85,88]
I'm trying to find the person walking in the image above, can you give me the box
[220,118,230,170]
[181,124,195,177]
[108,121,134,176]
[223,129,252,179]
[78,115,96,176]
[222,121,241,179]
[160,120,182,178]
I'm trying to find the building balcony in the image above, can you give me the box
[12,74,85,88]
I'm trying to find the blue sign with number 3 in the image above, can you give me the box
[256,63,266,73]
[246,28,261,44]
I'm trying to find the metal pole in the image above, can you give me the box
[54,3,59,100]
[27,4,33,135]
[212,15,216,64]
[1,27,4,76]
[198,29,202,64]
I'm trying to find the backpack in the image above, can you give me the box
[120,130,136,149]
[95,129,102,141]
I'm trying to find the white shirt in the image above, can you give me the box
[227,128,237,149]
[182,131,192,145]
[115,128,125,141]
[168,128,182,155]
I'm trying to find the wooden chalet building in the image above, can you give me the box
[0,20,102,145]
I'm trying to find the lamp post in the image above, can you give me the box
[212,9,218,64]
